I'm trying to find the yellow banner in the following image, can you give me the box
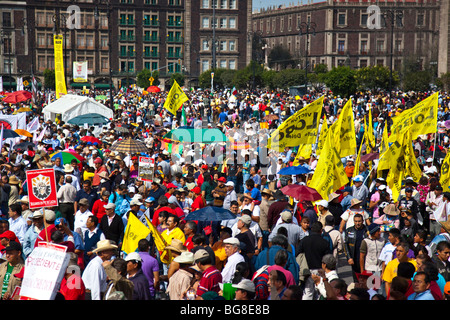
[53,34,67,99]
[377,126,390,176]
[163,80,189,116]
[122,213,150,254]
[389,92,438,142]
[144,215,171,264]
[308,131,349,200]
[268,96,324,152]
[293,144,312,166]
[316,116,329,157]
[352,135,365,185]
[365,107,375,153]
[440,152,450,191]
[328,99,356,158]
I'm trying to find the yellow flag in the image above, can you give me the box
[385,129,418,202]
[122,213,150,254]
[144,215,171,264]
[53,34,67,99]
[364,107,375,153]
[163,80,189,116]
[352,135,365,186]
[440,152,450,191]
[377,126,390,176]
[268,96,324,152]
[329,99,356,157]
[308,131,349,200]
[316,116,329,157]
[293,144,312,166]
[389,92,438,142]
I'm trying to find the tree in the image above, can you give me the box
[436,72,450,91]
[136,69,159,88]
[355,65,398,92]
[272,69,306,90]
[268,44,295,70]
[323,66,357,98]
[198,68,228,89]
[169,73,185,87]
[400,55,432,91]
[43,69,55,90]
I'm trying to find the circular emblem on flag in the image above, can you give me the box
[31,174,52,200]
[0,120,12,130]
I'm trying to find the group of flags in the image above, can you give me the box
[267,91,441,204]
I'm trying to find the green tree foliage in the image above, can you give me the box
[268,44,295,70]
[354,65,398,92]
[169,73,185,87]
[43,69,55,89]
[323,66,357,98]
[136,69,159,88]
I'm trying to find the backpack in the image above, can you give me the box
[322,230,334,252]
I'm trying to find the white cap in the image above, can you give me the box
[125,252,142,262]
[317,200,329,208]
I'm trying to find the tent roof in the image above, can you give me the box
[43,94,113,122]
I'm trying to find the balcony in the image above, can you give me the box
[119,51,136,58]
[167,21,183,28]
[144,51,160,58]
[143,20,160,27]
[167,36,183,43]
[119,35,135,42]
[167,52,183,59]
[119,19,135,26]
[143,35,160,43]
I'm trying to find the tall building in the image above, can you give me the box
[252,0,441,75]
[0,0,252,91]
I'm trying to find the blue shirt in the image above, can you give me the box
[407,290,435,300]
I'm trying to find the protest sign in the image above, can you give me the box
[138,156,155,182]
[26,168,59,209]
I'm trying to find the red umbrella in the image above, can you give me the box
[281,184,322,202]
[81,136,102,145]
[2,90,32,104]
[146,86,161,93]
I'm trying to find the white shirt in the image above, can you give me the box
[8,216,28,244]
[74,209,93,235]
[82,255,107,300]
[221,251,245,283]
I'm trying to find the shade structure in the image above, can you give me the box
[67,113,110,126]
[163,127,227,144]
[2,90,32,104]
[14,129,33,138]
[50,150,86,164]
[277,165,310,176]
[360,152,379,163]
[146,85,161,93]
[1,129,20,139]
[80,136,102,145]
[114,126,130,133]
[14,107,33,113]
[110,138,149,154]
[281,184,322,202]
[185,206,236,221]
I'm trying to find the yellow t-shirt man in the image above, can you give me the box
[382,257,417,285]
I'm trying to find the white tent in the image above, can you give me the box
[42,94,113,123]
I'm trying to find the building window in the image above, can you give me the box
[220,18,227,28]
[337,13,346,26]
[359,59,368,68]
[2,12,11,27]
[219,40,227,51]
[202,17,209,28]
[229,17,236,29]
[417,13,424,26]
[229,40,236,51]
[229,59,236,69]
[338,40,345,54]
[360,40,367,54]
[201,60,210,72]
[220,0,227,9]
[202,39,209,51]
[376,40,385,53]
[229,0,236,9]
[219,60,227,68]
[361,13,368,27]
[201,0,209,8]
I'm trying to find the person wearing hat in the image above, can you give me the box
[74,198,93,236]
[221,237,245,283]
[233,278,256,300]
[99,203,125,248]
[22,210,45,258]
[359,223,386,275]
[269,210,303,249]
[18,196,33,227]
[398,186,420,229]
[194,248,222,297]
[166,251,195,300]
[92,157,107,190]
[339,198,371,234]
[316,200,333,228]
[373,203,400,239]
[223,180,237,211]
[368,184,390,221]
[7,175,20,207]
[267,190,289,230]
[0,241,24,299]
[124,251,152,300]
[259,189,272,233]
[351,174,369,208]
[82,239,118,300]
[234,214,257,259]
[425,185,444,240]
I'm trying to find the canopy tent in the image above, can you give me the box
[42,94,113,123]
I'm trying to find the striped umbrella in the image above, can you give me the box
[50,150,86,164]
[110,138,149,154]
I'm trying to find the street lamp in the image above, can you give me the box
[384,9,403,95]
[298,21,316,94]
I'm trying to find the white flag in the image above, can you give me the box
[27,117,40,133]
[16,77,23,91]
[35,125,47,142]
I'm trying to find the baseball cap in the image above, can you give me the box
[317,200,329,208]
[104,202,116,210]
[217,177,227,183]
[145,197,155,203]
[225,181,235,187]
[55,217,67,226]
[193,249,209,261]
[0,230,17,241]
[352,175,364,182]
[223,237,240,246]
[4,241,22,252]
[238,215,252,225]
[232,279,255,292]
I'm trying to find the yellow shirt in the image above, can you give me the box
[382,258,417,284]
[162,227,186,247]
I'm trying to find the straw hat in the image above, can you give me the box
[8,175,20,185]
[173,251,194,264]
[350,198,362,208]
[164,238,187,253]
[63,164,74,173]
[93,239,118,253]
[383,203,400,216]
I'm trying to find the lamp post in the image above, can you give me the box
[384,9,403,95]
[298,21,316,94]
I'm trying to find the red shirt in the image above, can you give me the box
[184,236,194,251]
[60,275,86,300]
[191,195,205,211]
[151,206,176,226]
[196,266,222,296]
[92,199,108,220]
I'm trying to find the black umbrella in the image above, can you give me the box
[13,141,35,151]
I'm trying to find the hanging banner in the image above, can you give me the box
[163,80,189,116]
[26,168,59,209]
[73,61,88,83]
[53,34,67,99]
[440,152,450,191]
[328,99,357,158]
[268,96,324,152]
[138,156,155,182]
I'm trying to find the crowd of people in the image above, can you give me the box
[0,86,450,301]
